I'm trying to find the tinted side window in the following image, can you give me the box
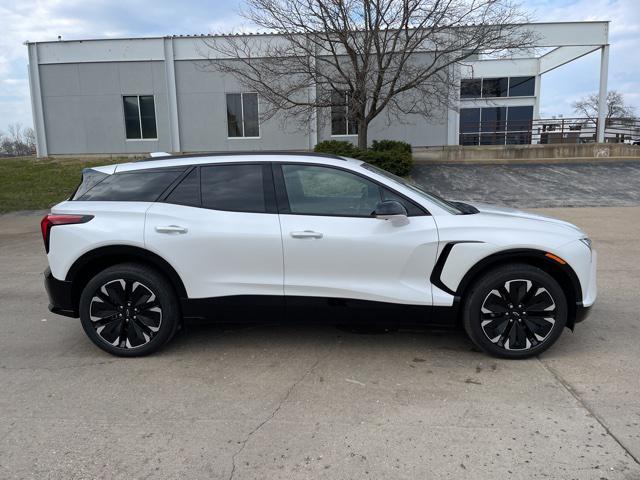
[201,164,266,213]
[282,164,381,217]
[165,168,200,207]
[76,170,183,202]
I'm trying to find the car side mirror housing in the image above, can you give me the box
[374,201,409,225]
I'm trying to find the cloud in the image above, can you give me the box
[526,0,640,117]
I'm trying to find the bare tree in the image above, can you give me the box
[202,0,534,148]
[0,123,37,157]
[24,127,36,152]
[572,90,636,123]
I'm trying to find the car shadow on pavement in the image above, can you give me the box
[161,320,480,358]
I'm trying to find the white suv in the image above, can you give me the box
[42,152,596,358]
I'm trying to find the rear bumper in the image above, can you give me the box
[44,267,78,318]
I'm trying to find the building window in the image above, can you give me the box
[459,106,533,145]
[459,108,480,145]
[506,106,534,144]
[226,93,260,138]
[480,107,507,144]
[123,95,157,139]
[460,79,482,99]
[482,78,509,98]
[508,76,535,97]
[331,91,358,136]
[459,77,536,99]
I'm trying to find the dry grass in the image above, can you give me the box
[0,156,132,213]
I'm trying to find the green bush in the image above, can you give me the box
[314,139,413,176]
[371,139,412,154]
[313,140,356,156]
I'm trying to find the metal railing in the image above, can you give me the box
[459,117,640,146]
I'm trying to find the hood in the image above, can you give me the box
[470,202,585,235]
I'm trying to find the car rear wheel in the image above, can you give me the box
[79,263,179,356]
[462,264,568,359]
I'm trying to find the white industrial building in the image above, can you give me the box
[26,21,610,157]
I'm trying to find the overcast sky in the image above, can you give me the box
[0,0,638,133]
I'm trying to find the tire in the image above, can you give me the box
[462,263,568,359]
[79,263,180,357]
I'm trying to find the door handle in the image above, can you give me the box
[155,225,188,234]
[290,230,323,239]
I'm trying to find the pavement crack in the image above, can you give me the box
[538,358,640,467]
[227,354,327,480]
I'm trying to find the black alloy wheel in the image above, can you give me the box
[480,279,557,351]
[89,279,162,349]
[463,264,568,359]
[79,263,179,356]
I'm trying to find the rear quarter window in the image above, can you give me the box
[74,169,184,202]
[72,168,109,200]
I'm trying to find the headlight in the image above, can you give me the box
[579,237,592,251]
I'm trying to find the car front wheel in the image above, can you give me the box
[462,264,568,359]
[79,263,179,356]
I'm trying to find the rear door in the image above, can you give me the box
[275,163,439,305]
[145,163,284,299]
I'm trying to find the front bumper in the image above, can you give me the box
[574,303,592,324]
[44,267,78,318]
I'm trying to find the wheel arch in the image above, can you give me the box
[454,248,582,329]
[66,245,188,313]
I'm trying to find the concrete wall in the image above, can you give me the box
[40,62,172,154]
[414,143,640,163]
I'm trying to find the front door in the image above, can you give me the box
[275,163,439,306]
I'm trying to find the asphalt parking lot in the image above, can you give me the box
[1,162,640,479]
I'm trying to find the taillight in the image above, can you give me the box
[40,214,94,253]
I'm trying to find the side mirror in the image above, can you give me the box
[374,200,409,225]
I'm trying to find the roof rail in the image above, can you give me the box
[135,151,346,162]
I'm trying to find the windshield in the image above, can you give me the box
[360,163,463,214]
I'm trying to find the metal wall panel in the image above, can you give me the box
[42,96,87,154]
[174,60,310,152]
[316,107,449,147]
[39,61,171,154]
[78,63,120,95]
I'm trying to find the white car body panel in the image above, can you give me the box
[432,204,595,303]
[555,239,597,305]
[279,214,439,305]
[48,201,148,280]
[144,203,284,298]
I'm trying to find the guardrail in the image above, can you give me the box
[460,117,640,145]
